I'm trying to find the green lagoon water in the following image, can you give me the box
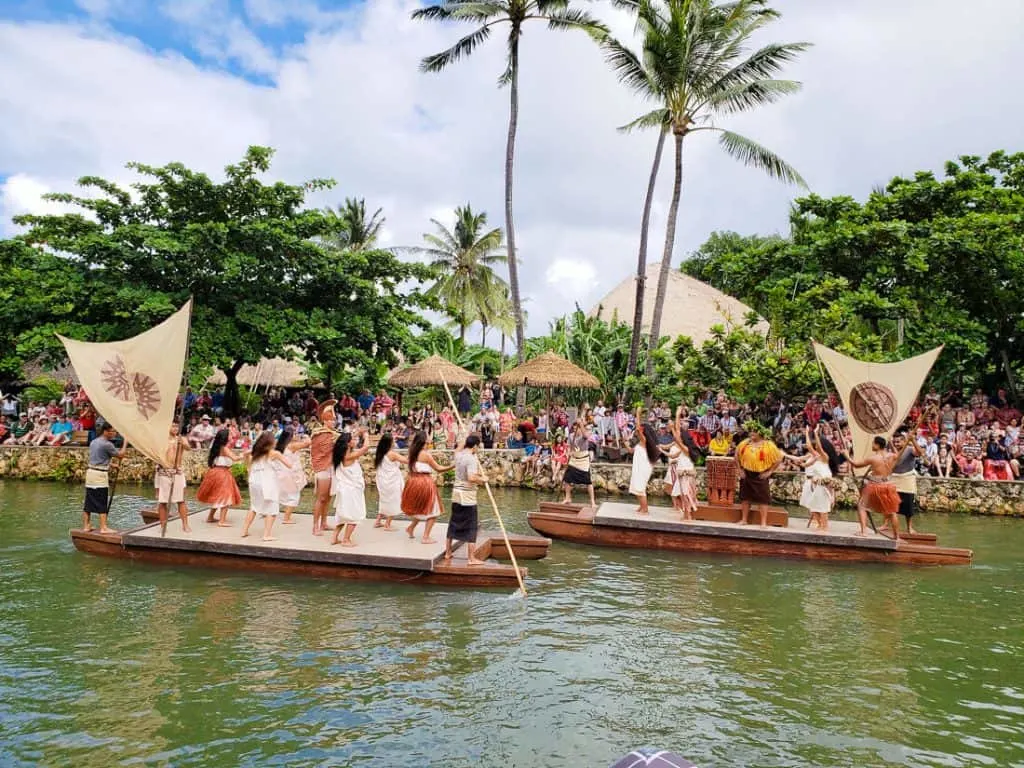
[1,480,1022,767]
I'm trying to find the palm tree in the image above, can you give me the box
[323,198,385,251]
[409,205,509,343]
[411,0,608,364]
[604,0,808,380]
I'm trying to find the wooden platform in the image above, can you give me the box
[72,511,551,588]
[528,502,972,566]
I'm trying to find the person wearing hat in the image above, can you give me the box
[187,414,215,450]
[83,422,129,533]
[310,399,339,536]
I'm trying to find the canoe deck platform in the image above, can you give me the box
[528,502,972,566]
[72,511,550,588]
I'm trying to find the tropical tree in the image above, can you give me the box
[323,197,385,251]
[411,0,608,364]
[603,0,808,380]
[408,204,508,342]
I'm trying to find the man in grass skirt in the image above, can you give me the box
[561,420,597,508]
[445,433,487,565]
[82,422,129,533]
[310,399,339,536]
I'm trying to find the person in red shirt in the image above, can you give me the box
[803,396,823,428]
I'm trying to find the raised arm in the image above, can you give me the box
[387,450,409,465]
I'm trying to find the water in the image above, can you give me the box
[1,481,1022,768]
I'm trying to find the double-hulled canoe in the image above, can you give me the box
[527,501,971,566]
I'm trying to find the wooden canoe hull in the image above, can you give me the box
[527,509,972,566]
[71,529,535,588]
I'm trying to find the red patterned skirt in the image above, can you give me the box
[196,466,242,508]
[401,473,441,520]
[862,481,899,515]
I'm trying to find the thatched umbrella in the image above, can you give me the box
[206,357,307,389]
[499,351,600,418]
[387,355,479,413]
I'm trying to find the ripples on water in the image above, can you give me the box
[1,481,1022,767]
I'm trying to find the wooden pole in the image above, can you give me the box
[440,376,527,597]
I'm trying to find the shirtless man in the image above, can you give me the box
[156,422,191,535]
[309,399,339,536]
[849,436,901,539]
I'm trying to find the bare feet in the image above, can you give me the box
[282,520,296,525]
[442,553,453,561]
[262,536,276,542]
[98,527,117,533]
[421,537,437,545]
[241,532,250,538]
[467,557,486,566]
[217,522,232,528]
[339,540,357,547]
[205,515,216,524]
[182,526,192,533]
[374,521,384,528]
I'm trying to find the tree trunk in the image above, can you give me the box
[505,29,526,365]
[459,323,466,344]
[645,130,685,386]
[223,360,245,417]
[628,126,668,378]
[500,332,506,375]
[481,322,488,348]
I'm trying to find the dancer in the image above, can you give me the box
[330,428,372,547]
[82,423,129,533]
[666,407,698,519]
[445,433,487,564]
[785,426,833,531]
[628,407,660,515]
[275,428,310,525]
[197,428,243,527]
[373,431,407,530]
[401,430,453,544]
[155,422,191,534]
[561,420,597,508]
[849,436,902,539]
[309,399,340,536]
[241,432,293,541]
[736,421,783,527]
[885,427,924,535]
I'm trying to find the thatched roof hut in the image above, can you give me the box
[387,355,478,389]
[499,351,600,390]
[589,264,768,346]
[206,357,308,388]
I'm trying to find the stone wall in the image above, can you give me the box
[1,445,1021,517]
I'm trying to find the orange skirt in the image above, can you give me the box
[196,466,242,507]
[401,473,440,520]
[862,482,899,515]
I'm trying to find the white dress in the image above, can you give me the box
[375,455,404,517]
[274,448,305,507]
[248,457,279,517]
[672,451,696,496]
[799,460,833,514]
[332,460,367,524]
[629,444,653,495]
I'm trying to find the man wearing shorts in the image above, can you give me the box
[83,423,128,533]
[156,422,191,535]
[310,399,339,536]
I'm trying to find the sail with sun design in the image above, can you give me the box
[57,301,192,467]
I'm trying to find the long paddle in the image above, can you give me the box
[439,376,527,598]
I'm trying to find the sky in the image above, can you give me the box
[2,0,1023,338]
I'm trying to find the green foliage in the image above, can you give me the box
[6,147,432,410]
[237,387,263,415]
[322,198,385,252]
[50,454,78,483]
[230,463,248,487]
[682,151,1024,393]
[22,375,65,405]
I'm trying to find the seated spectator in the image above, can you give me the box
[708,429,731,456]
[983,430,1014,480]
[47,415,74,445]
[954,448,983,479]
[0,416,9,444]
[10,414,32,443]
[929,443,953,477]
[187,415,216,449]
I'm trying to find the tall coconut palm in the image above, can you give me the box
[323,197,385,251]
[605,0,808,379]
[409,204,509,343]
[411,0,608,364]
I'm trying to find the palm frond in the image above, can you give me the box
[618,108,669,134]
[420,23,495,72]
[545,7,609,41]
[602,38,657,97]
[714,129,808,188]
[708,78,801,114]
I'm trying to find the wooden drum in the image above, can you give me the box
[706,455,737,506]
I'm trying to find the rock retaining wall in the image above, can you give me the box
[1,445,1021,517]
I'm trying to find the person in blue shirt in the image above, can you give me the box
[49,416,74,445]
[357,390,375,413]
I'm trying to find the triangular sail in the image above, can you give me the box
[58,301,191,466]
[813,342,942,469]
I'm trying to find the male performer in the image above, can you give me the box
[156,422,191,535]
[83,422,129,533]
[885,429,924,536]
[735,422,783,527]
[849,436,901,539]
[309,399,339,536]
[445,434,487,565]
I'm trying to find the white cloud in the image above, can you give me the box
[1,0,1023,342]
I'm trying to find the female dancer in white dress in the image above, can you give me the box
[242,432,293,541]
[401,430,453,544]
[331,428,372,547]
[373,431,407,530]
[274,428,310,525]
[629,407,661,515]
[666,408,699,519]
[785,425,834,531]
